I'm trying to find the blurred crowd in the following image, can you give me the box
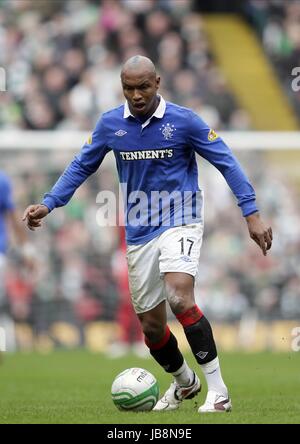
[0,0,250,131]
[244,0,300,119]
[1,150,300,338]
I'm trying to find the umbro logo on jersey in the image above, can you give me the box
[115,129,127,136]
[196,351,208,360]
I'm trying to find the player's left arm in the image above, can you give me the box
[188,112,272,256]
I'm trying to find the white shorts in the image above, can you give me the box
[126,223,204,314]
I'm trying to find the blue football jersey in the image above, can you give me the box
[43,97,258,245]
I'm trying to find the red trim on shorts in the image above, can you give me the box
[145,325,171,350]
[176,305,203,328]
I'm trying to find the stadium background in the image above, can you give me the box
[0,0,300,356]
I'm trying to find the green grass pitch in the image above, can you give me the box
[0,350,299,424]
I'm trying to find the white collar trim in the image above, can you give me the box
[123,96,166,128]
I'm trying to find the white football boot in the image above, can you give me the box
[198,390,232,413]
[153,371,201,411]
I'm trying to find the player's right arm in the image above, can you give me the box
[23,117,111,230]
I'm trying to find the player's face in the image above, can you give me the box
[121,71,160,118]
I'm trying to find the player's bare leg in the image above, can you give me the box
[137,300,167,344]
[163,272,231,413]
[137,301,200,410]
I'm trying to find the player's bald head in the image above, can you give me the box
[120,55,160,118]
[121,55,157,79]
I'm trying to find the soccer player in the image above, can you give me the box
[0,171,35,309]
[23,56,272,413]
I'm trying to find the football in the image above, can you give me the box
[111,368,159,411]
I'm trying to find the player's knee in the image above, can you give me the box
[165,281,194,315]
[169,296,192,316]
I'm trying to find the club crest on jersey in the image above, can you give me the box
[159,123,176,140]
[208,129,218,141]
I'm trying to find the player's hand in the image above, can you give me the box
[245,212,273,256]
[22,204,49,231]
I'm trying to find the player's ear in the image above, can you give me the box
[156,76,160,89]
